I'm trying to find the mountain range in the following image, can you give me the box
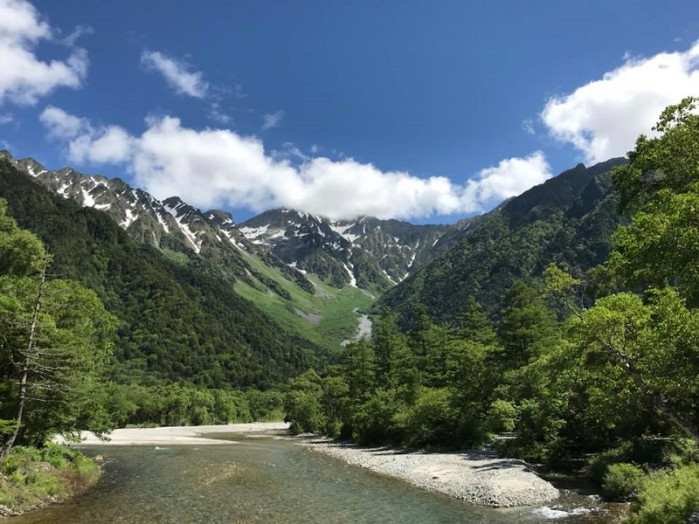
[0,150,627,381]
[378,157,627,322]
[3,152,453,294]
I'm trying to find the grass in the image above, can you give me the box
[0,443,100,514]
[232,249,375,350]
[161,248,191,266]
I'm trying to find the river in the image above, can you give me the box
[11,435,611,523]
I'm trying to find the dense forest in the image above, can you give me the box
[0,162,324,389]
[379,157,627,322]
[284,100,699,523]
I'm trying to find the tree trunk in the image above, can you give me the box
[0,267,46,462]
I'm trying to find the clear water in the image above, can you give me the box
[12,436,611,523]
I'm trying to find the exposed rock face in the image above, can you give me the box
[240,209,449,290]
[2,150,314,293]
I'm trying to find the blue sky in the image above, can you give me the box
[2,0,699,223]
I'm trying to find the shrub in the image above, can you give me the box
[588,441,638,485]
[662,438,698,468]
[0,444,100,511]
[73,454,99,477]
[284,391,324,434]
[399,388,458,447]
[487,399,517,433]
[40,442,82,470]
[602,462,645,501]
[628,464,699,524]
[352,389,402,445]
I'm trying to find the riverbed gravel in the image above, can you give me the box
[298,438,560,508]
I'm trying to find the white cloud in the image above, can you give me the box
[40,106,134,163]
[0,0,88,106]
[60,24,93,47]
[207,102,231,124]
[141,50,208,99]
[462,152,551,205]
[68,126,134,164]
[521,119,535,135]
[40,108,552,220]
[39,105,87,138]
[542,41,699,163]
[0,113,12,124]
[262,110,284,130]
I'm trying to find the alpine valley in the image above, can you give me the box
[0,150,625,359]
[2,150,630,340]
[2,106,699,523]
[4,2,699,521]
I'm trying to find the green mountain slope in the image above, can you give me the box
[2,151,377,350]
[0,158,322,389]
[378,158,627,323]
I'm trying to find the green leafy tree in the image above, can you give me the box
[284,369,324,434]
[611,97,699,306]
[341,341,376,404]
[372,309,406,381]
[0,203,116,457]
[497,281,557,371]
[580,290,698,444]
[0,200,45,277]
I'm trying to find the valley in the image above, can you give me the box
[1,2,698,521]
[1,104,697,524]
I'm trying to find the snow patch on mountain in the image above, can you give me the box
[342,262,357,288]
[220,229,244,251]
[154,211,170,233]
[330,223,359,243]
[120,208,138,228]
[240,225,270,243]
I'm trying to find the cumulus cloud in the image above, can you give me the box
[39,105,86,138]
[141,50,208,98]
[40,106,134,163]
[0,0,88,106]
[542,41,699,163]
[262,110,284,130]
[40,108,552,220]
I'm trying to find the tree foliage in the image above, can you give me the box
[284,101,699,522]
[611,97,699,306]
[0,201,116,456]
[0,161,321,388]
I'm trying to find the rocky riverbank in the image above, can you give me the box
[54,422,289,446]
[297,438,560,508]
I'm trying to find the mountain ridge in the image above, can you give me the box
[1,150,455,294]
[0,156,325,388]
[377,157,627,323]
[239,208,450,291]
[2,149,629,336]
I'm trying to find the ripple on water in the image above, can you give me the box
[10,438,607,524]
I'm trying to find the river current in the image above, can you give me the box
[12,436,609,523]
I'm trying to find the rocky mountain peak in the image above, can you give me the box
[239,208,449,290]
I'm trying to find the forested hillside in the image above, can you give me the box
[284,100,699,524]
[0,159,321,389]
[378,158,627,323]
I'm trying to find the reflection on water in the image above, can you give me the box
[11,436,608,523]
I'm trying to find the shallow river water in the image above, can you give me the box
[12,436,614,523]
